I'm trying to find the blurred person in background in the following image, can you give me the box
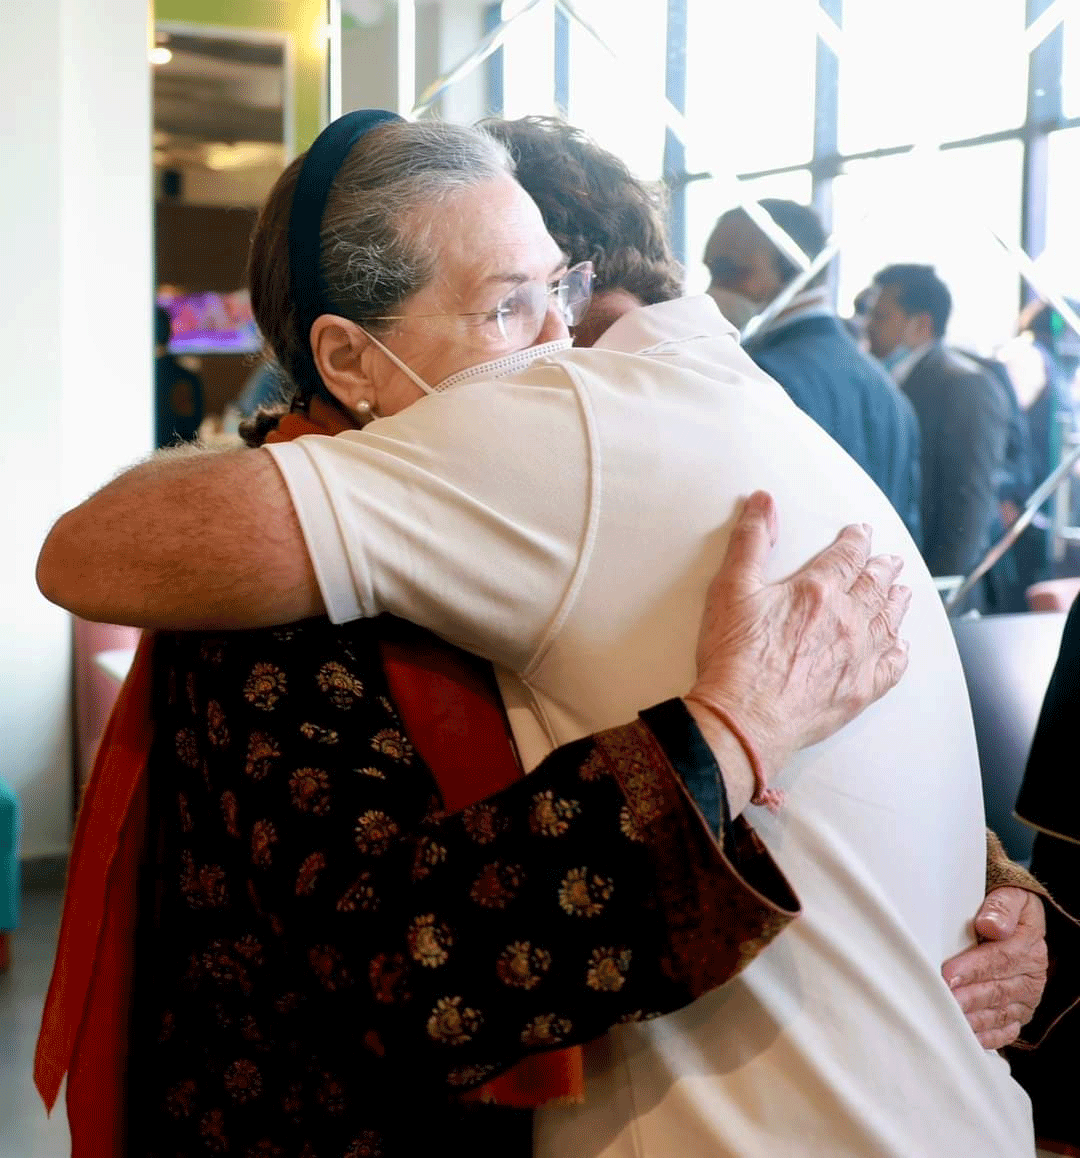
[704,201,922,543]
[154,303,205,449]
[998,300,1080,592]
[868,264,1012,603]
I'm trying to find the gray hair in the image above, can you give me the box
[321,118,514,328]
[247,118,514,398]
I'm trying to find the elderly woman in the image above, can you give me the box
[39,111,1052,1156]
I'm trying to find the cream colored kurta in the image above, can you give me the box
[265,296,1035,1157]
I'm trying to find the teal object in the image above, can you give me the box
[0,779,20,931]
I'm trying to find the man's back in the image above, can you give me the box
[748,314,923,544]
[902,344,1011,582]
[270,297,1034,1156]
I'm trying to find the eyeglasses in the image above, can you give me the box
[366,261,595,349]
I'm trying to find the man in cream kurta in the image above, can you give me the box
[264,295,1036,1157]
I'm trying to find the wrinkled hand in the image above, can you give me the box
[688,491,911,784]
[942,887,1049,1050]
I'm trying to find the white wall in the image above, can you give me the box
[0,0,152,858]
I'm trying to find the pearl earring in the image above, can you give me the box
[355,399,374,426]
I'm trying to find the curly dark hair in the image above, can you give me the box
[481,116,684,305]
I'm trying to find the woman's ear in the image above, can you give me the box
[309,314,376,414]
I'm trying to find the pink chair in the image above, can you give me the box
[1025,578,1080,614]
[73,619,141,805]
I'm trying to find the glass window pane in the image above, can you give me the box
[565,0,668,180]
[832,141,1023,353]
[685,0,816,175]
[1042,127,1080,300]
[838,0,1027,154]
[500,0,556,120]
[1063,12,1080,119]
[685,170,814,294]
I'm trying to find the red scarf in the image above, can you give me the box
[35,402,582,1155]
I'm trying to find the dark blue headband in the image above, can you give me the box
[288,108,404,400]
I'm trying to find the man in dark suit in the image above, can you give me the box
[867,265,1011,591]
[704,201,922,543]
[154,304,205,449]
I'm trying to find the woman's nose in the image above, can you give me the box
[533,301,570,345]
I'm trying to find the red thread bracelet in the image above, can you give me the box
[689,698,785,814]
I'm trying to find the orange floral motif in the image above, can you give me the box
[308,944,351,992]
[407,913,453,968]
[244,662,287,711]
[282,1081,303,1118]
[245,732,280,780]
[289,767,331,815]
[578,748,609,782]
[164,1078,197,1118]
[240,1014,263,1042]
[586,946,633,992]
[295,851,327,896]
[175,729,200,769]
[177,792,194,834]
[410,836,447,881]
[207,700,229,748]
[529,790,581,838]
[316,661,365,708]
[426,996,482,1046]
[354,810,399,856]
[245,1141,284,1158]
[336,871,378,913]
[223,1058,262,1103]
[461,801,506,845]
[198,639,225,665]
[344,1131,384,1158]
[620,764,664,832]
[234,934,264,964]
[520,1013,572,1047]
[446,1064,499,1088]
[618,1008,664,1024]
[469,861,523,910]
[355,765,386,780]
[179,851,228,909]
[198,1109,227,1152]
[251,819,278,867]
[299,721,339,744]
[619,805,645,843]
[368,952,409,1005]
[221,790,240,839]
[370,728,413,764]
[496,941,552,990]
[201,940,252,995]
[558,867,614,918]
[316,1072,347,1116]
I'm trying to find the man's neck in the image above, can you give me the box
[889,340,935,386]
[748,286,833,344]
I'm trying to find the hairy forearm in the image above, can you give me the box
[36,445,323,629]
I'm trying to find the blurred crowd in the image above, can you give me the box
[704,200,1080,612]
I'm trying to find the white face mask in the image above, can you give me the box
[707,286,765,332]
[360,328,573,396]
